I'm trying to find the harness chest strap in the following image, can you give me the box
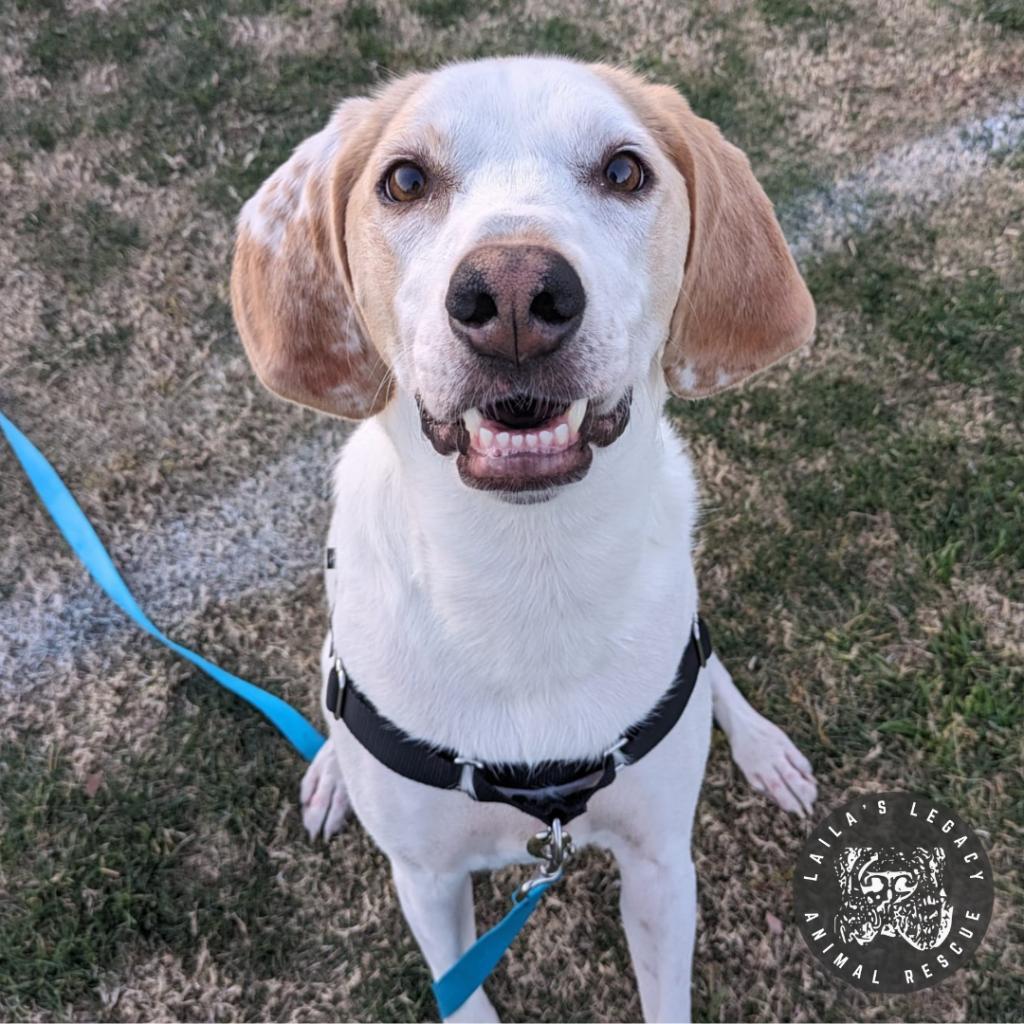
[324,610,712,826]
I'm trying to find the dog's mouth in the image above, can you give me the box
[418,390,632,492]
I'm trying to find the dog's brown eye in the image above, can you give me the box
[385,162,428,202]
[603,152,645,193]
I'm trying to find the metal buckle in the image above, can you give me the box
[603,735,630,773]
[327,656,346,719]
[452,756,484,799]
[603,736,627,758]
[516,818,574,901]
[693,615,708,668]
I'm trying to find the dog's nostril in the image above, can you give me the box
[463,291,498,327]
[531,258,585,328]
[530,289,573,326]
[447,283,499,327]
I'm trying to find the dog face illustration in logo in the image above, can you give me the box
[834,847,955,951]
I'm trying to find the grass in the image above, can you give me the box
[412,0,476,29]
[20,199,145,295]
[0,709,379,1016]
[978,0,1024,32]
[806,227,1024,402]
[2,0,1023,1021]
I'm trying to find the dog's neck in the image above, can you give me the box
[377,377,696,677]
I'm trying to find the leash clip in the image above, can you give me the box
[517,818,573,900]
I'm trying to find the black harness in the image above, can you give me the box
[325,615,712,826]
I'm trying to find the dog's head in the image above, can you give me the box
[231,57,814,495]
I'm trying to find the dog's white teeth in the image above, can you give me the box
[463,407,483,434]
[567,398,588,434]
[470,410,577,456]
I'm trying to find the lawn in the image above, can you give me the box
[1,0,1022,1021]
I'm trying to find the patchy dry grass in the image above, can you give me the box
[1,0,1022,1021]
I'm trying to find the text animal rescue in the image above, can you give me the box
[800,796,988,988]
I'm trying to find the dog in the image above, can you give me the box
[231,56,818,1022]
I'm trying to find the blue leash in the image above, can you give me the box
[1,409,555,1018]
[433,878,556,1018]
[0,409,326,761]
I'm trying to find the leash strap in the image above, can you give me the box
[0,410,326,762]
[433,878,555,1018]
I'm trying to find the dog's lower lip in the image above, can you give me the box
[457,442,593,491]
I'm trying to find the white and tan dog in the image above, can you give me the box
[231,56,818,1022]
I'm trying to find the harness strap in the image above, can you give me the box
[618,616,710,765]
[326,618,712,826]
[329,663,464,790]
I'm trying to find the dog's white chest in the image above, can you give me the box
[324,404,700,765]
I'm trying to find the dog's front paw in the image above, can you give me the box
[730,716,817,817]
[300,741,350,840]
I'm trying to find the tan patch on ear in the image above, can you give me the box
[231,77,424,420]
[595,66,816,399]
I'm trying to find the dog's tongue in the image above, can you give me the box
[487,395,562,429]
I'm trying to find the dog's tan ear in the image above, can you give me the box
[646,85,815,398]
[230,98,390,419]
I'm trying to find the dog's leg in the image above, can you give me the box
[300,741,351,839]
[391,862,499,1023]
[617,843,696,1023]
[707,653,817,815]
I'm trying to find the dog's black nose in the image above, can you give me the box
[445,244,585,364]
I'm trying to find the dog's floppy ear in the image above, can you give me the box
[230,98,390,419]
[645,85,815,398]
